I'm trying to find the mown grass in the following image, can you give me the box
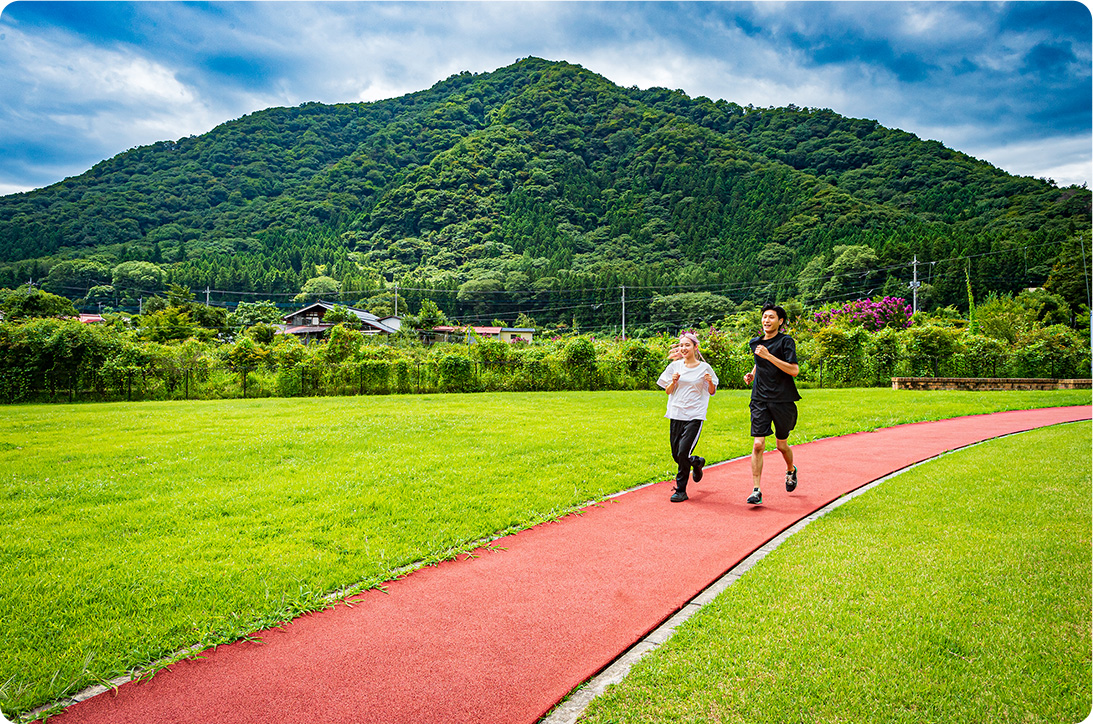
[0,388,1087,717]
[578,422,1092,724]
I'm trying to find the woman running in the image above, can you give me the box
[656,332,719,502]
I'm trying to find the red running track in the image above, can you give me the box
[51,406,1090,724]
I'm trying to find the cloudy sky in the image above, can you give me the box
[0,1,1089,197]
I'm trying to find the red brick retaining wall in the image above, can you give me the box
[892,377,1092,391]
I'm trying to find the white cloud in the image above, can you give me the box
[5,25,221,145]
[0,181,34,196]
[968,135,1093,188]
[0,1,1087,194]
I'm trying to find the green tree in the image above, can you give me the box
[228,300,284,329]
[648,292,736,327]
[138,307,198,344]
[818,245,881,301]
[244,323,277,346]
[324,324,363,364]
[1016,288,1071,327]
[0,286,78,320]
[1044,232,1091,314]
[976,293,1029,344]
[294,276,342,303]
[112,261,165,300]
[457,278,503,318]
[410,299,448,330]
[221,336,270,398]
[323,304,363,329]
[903,325,960,377]
[42,259,112,297]
[82,285,116,310]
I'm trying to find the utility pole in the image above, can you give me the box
[393,283,399,317]
[909,256,921,314]
[205,286,211,306]
[620,285,626,341]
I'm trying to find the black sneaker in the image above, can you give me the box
[785,466,798,493]
[670,489,689,503]
[746,489,763,505]
[691,456,706,483]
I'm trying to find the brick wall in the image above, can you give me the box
[891,377,1092,391]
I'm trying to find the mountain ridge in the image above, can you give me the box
[0,57,1087,326]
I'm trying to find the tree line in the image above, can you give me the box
[0,283,1086,405]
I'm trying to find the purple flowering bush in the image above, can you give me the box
[814,297,913,332]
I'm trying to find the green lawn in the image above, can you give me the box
[578,422,1092,724]
[0,389,1088,717]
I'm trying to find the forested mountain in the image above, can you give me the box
[0,57,1088,331]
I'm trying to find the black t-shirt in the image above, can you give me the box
[748,332,802,402]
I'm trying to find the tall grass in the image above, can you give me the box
[0,389,1087,717]
[578,422,1092,724]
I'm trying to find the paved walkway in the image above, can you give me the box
[48,406,1091,724]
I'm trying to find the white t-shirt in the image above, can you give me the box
[656,359,719,421]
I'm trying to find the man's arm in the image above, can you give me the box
[754,345,799,377]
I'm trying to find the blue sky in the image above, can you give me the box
[0,1,1090,197]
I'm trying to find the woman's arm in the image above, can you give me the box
[665,371,680,395]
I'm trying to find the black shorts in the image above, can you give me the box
[750,400,798,440]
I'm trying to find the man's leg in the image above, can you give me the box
[772,402,798,492]
[749,436,766,503]
[777,437,797,491]
[775,438,794,472]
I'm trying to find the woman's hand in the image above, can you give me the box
[743,370,754,385]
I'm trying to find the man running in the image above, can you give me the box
[743,304,801,505]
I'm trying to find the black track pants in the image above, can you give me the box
[669,419,704,490]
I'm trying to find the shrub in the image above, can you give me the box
[1012,325,1090,379]
[812,326,868,385]
[562,336,596,366]
[866,327,902,383]
[619,339,658,375]
[903,325,960,377]
[956,334,1009,378]
[814,297,912,331]
[393,358,414,394]
[438,353,475,392]
[358,359,391,394]
[475,338,509,366]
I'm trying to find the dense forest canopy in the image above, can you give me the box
[0,57,1088,332]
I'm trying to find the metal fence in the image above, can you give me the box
[6,349,1089,405]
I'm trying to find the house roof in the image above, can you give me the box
[280,325,331,335]
[432,325,502,335]
[285,301,381,322]
[431,325,534,335]
[283,301,399,334]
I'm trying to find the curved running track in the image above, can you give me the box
[46,406,1091,724]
